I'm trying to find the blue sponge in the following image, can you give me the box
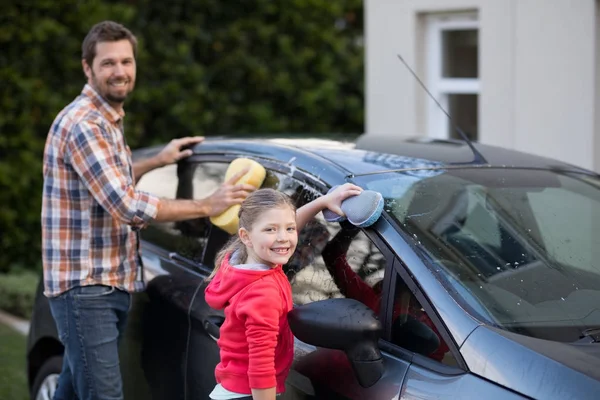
[322,186,384,227]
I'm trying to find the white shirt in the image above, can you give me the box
[209,384,250,399]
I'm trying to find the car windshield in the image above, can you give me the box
[359,166,600,342]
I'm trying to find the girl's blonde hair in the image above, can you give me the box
[206,188,296,281]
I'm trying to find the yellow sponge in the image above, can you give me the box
[209,158,266,234]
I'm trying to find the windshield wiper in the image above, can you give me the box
[576,328,600,344]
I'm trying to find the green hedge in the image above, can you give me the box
[0,0,364,273]
[0,271,39,319]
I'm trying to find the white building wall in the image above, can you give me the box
[365,0,599,170]
[595,1,600,171]
[513,0,596,169]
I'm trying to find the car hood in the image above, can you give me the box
[461,325,600,400]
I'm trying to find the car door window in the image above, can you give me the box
[389,271,458,367]
[176,162,230,263]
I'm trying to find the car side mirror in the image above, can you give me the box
[288,298,384,388]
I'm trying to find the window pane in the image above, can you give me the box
[261,170,311,203]
[442,29,478,78]
[448,94,478,141]
[390,274,456,366]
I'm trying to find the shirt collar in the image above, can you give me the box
[82,84,125,124]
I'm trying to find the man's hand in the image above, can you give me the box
[134,137,205,184]
[156,136,205,167]
[205,168,256,217]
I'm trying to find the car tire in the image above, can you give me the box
[31,355,62,400]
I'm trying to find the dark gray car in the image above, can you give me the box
[27,136,600,399]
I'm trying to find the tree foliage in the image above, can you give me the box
[0,0,364,273]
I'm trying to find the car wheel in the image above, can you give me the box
[31,355,62,400]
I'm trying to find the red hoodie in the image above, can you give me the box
[205,253,294,395]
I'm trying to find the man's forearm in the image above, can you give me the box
[154,198,212,222]
[133,156,163,184]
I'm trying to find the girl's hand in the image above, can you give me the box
[251,387,277,400]
[323,183,363,217]
[295,183,362,232]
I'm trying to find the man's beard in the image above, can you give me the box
[91,72,133,104]
[105,91,128,104]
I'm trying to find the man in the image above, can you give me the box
[41,21,254,400]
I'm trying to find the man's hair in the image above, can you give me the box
[82,21,138,66]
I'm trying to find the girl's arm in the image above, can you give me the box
[295,183,362,231]
[251,387,277,400]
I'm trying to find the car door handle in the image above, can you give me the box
[203,316,224,341]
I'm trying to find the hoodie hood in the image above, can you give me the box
[205,252,282,310]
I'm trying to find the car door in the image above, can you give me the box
[182,156,418,399]
[285,219,411,400]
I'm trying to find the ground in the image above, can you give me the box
[0,322,29,400]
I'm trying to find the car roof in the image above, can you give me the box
[182,135,593,179]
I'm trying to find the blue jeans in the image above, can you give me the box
[48,285,131,400]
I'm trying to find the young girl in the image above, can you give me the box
[205,184,362,400]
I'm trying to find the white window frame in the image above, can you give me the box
[425,13,480,139]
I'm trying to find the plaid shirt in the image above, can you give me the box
[42,84,160,297]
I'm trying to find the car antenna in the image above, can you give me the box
[396,54,488,164]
